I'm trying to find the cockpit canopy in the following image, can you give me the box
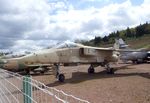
[54,41,84,49]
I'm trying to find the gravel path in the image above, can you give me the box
[32,63,150,103]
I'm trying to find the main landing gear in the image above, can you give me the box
[88,64,95,74]
[54,62,114,82]
[104,62,114,74]
[87,62,114,74]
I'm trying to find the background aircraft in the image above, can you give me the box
[146,51,150,61]
[0,41,118,82]
[114,38,148,63]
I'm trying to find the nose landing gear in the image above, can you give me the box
[58,74,65,82]
[54,64,65,82]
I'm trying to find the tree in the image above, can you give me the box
[135,24,144,37]
[94,36,102,45]
[115,31,120,38]
[125,27,132,37]
[143,22,150,34]
[108,32,115,38]
[102,36,108,42]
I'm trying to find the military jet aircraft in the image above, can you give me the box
[114,38,148,63]
[0,41,118,82]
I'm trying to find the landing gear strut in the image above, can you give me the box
[105,62,114,74]
[54,64,65,82]
[88,64,95,74]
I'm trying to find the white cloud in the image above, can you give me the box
[0,0,150,52]
[49,0,150,38]
[0,0,50,50]
[81,0,110,2]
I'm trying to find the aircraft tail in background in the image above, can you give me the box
[114,38,129,49]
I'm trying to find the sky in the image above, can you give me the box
[0,0,150,53]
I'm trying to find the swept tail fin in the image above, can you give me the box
[114,38,129,49]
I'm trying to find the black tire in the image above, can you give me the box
[25,69,30,75]
[132,60,140,64]
[132,60,136,64]
[40,71,45,74]
[107,68,114,74]
[58,74,65,82]
[33,71,37,74]
[88,67,95,74]
[136,60,140,64]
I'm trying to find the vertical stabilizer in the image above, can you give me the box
[114,38,129,49]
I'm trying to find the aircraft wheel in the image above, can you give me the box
[107,68,114,74]
[33,71,37,74]
[25,69,30,75]
[88,67,95,74]
[133,60,141,64]
[40,70,45,74]
[132,60,136,64]
[58,74,65,82]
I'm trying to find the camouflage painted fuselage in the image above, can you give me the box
[1,45,118,71]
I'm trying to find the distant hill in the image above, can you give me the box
[124,35,150,49]
[99,35,150,50]
[78,22,150,50]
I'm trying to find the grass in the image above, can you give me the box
[100,35,150,50]
[126,35,150,50]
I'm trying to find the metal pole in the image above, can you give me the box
[23,75,32,103]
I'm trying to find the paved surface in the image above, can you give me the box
[32,62,150,103]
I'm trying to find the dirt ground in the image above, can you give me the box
[32,62,150,103]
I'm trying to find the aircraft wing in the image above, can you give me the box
[27,63,53,67]
[115,49,147,52]
[80,46,115,58]
[84,46,115,51]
